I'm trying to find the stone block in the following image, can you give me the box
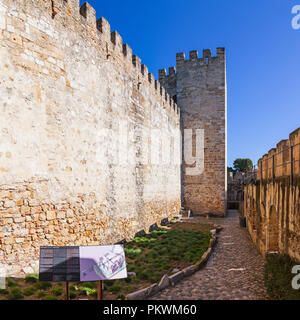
[134,230,146,238]
[147,284,160,297]
[149,223,158,232]
[16,200,23,206]
[57,211,66,219]
[126,288,148,300]
[21,206,31,214]
[182,265,197,277]
[158,274,170,290]
[201,248,212,263]
[4,200,15,208]
[169,271,184,286]
[66,209,74,218]
[46,211,56,221]
[160,218,169,226]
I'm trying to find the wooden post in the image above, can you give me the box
[66,282,69,300]
[97,280,103,300]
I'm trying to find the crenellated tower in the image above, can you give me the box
[159,48,227,216]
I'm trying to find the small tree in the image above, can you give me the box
[227,167,236,173]
[233,158,253,172]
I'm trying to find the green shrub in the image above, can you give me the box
[37,290,46,298]
[44,295,57,300]
[51,287,63,297]
[130,276,139,283]
[125,248,142,255]
[22,287,36,296]
[69,291,76,299]
[69,285,77,291]
[25,274,39,284]
[109,285,121,293]
[138,270,151,281]
[125,248,143,259]
[0,288,9,295]
[123,285,135,292]
[81,282,97,289]
[35,282,52,290]
[117,293,125,300]
[8,287,23,300]
[265,253,300,300]
[7,278,18,288]
[78,287,96,296]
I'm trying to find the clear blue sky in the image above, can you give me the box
[80,0,300,167]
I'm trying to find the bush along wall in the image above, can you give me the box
[264,253,300,300]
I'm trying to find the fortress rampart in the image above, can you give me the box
[0,0,228,276]
[0,0,181,275]
[244,127,300,262]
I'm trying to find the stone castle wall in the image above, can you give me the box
[159,49,227,216]
[0,0,181,275]
[244,127,300,262]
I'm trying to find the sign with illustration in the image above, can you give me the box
[80,245,127,281]
[39,245,127,282]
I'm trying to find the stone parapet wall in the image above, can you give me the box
[0,0,181,275]
[244,127,300,262]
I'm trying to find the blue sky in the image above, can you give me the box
[80,0,300,167]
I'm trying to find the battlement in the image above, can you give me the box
[12,0,178,114]
[76,1,178,113]
[257,127,300,180]
[159,48,225,81]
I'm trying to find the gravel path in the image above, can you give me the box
[150,210,269,300]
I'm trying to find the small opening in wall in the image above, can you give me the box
[205,57,209,64]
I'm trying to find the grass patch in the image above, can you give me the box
[105,225,212,299]
[7,278,18,288]
[44,295,58,300]
[37,290,46,298]
[76,286,97,297]
[69,291,77,299]
[35,282,52,290]
[22,286,36,296]
[265,253,300,300]
[117,293,126,300]
[8,287,23,300]
[109,285,121,294]
[0,289,9,295]
[51,287,63,297]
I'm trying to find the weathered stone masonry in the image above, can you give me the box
[244,128,300,262]
[0,0,182,275]
[0,0,227,275]
[159,49,227,216]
